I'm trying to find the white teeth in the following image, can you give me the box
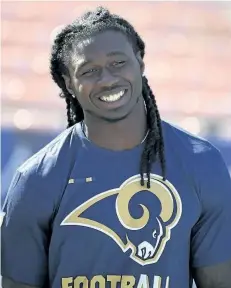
[100,90,125,102]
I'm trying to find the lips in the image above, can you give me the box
[95,87,128,100]
[99,90,125,102]
[92,86,130,110]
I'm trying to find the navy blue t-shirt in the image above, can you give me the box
[2,121,231,288]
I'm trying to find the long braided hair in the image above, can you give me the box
[50,6,166,187]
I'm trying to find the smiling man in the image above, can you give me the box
[1,6,231,288]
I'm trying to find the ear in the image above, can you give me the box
[136,51,145,75]
[62,74,75,97]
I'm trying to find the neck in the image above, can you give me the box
[83,99,147,150]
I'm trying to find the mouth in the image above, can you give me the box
[93,87,130,111]
[99,89,126,103]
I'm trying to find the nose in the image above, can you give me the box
[98,68,119,88]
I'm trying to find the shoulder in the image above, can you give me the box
[162,120,231,200]
[162,120,231,217]
[162,120,217,157]
[4,124,84,217]
[162,120,230,188]
[18,125,78,177]
[17,123,86,183]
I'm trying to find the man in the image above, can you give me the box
[2,6,231,288]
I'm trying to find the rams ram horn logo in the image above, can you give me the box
[61,174,182,266]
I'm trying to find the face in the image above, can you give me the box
[63,30,145,122]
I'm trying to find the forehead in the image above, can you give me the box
[70,30,135,66]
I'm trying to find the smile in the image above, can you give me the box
[99,90,125,102]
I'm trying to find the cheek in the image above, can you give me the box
[132,72,143,96]
[73,80,93,105]
[125,64,143,90]
[77,83,84,95]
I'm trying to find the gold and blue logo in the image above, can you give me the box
[61,174,182,266]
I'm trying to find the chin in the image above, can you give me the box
[100,114,129,123]
[100,108,133,123]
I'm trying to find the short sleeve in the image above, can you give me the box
[1,170,49,286]
[191,146,231,268]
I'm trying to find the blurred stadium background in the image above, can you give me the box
[1,2,231,286]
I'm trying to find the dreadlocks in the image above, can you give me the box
[50,6,166,188]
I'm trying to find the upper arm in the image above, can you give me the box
[1,170,50,287]
[193,260,231,288]
[2,277,41,288]
[190,146,231,286]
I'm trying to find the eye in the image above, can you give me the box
[112,60,126,67]
[82,68,98,76]
[152,230,157,238]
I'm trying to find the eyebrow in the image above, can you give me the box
[75,51,127,71]
[107,51,126,57]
